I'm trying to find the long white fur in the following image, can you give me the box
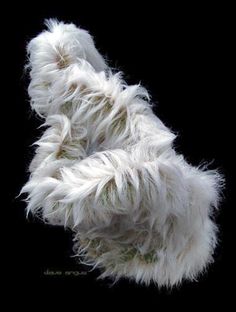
[21,19,223,287]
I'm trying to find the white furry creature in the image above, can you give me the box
[21,19,223,287]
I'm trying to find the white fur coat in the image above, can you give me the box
[21,19,223,287]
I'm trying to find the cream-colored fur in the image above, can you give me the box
[21,19,223,287]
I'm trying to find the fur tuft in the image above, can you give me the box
[21,20,223,287]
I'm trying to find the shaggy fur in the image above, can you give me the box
[21,19,223,287]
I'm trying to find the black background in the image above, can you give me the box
[7,2,234,306]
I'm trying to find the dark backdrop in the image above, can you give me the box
[8,2,234,307]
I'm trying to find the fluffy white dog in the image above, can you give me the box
[21,19,223,287]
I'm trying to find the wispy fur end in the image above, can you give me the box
[21,19,223,287]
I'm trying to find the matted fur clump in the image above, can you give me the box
[21,19,222,287]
